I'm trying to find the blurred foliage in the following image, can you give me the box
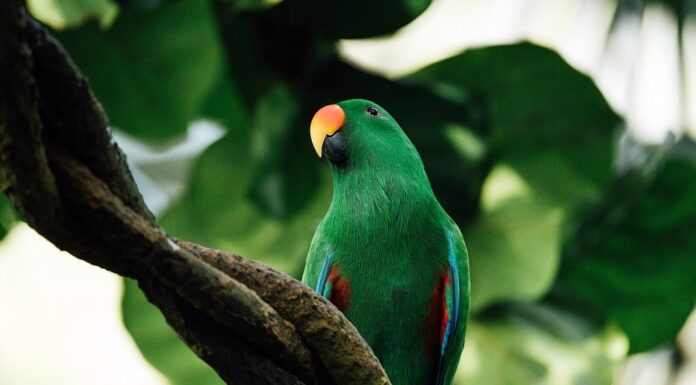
[557,157,696,353]
[23,0,696,383]
[458,303,622,385]
[57,0,224,140]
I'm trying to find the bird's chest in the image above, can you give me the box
[330,220,446,319]
[324,202,447,313]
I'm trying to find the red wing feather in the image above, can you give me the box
[423,269,450,357]
[328,267,351,312]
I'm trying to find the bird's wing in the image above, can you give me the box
[434,226,470,385]
[315,253,351,312]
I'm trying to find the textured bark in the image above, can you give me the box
[0,2,390,385]
[181,241,395,384]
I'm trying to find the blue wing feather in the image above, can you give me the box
[315,253,333,296]
[435,230,460,385]
[446,231,460,349]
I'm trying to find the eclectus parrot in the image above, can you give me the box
[303,99,470,385]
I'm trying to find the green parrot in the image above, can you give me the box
[302,99,470,385]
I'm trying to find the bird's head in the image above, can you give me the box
[309,99,423,176]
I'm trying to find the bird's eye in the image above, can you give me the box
[365,106,380,117]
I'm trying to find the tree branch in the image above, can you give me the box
[0,2,390,385]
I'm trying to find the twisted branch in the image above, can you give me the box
[0,2,390,385]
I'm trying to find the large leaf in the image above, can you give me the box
[465,164,563,310]
[56,0,224,140]
[122,279,223,385]
[557,156,696,353]
[406,43,620,310]
[408,43,617,188]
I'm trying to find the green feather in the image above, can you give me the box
[303,99,470,385]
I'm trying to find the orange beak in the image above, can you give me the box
[310,104,345,157]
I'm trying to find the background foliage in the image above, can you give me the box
[11,0,696,384]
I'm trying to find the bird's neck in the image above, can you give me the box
[326,168,439,230]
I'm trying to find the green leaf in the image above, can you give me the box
[56,0,224,140]
[458,303,623,385]
[558,157,696,353]
[465,164,564,310]
[121,279,224,385]
[197,71,249,130]
[407,43,619,310]
[265,0,432,39]
[27,0,119,29]
[408,43,617,188]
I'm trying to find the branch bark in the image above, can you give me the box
[0,2,390,385]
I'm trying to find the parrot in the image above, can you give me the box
[302,99,470,385]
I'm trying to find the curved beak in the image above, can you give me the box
[310,104,345,157]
